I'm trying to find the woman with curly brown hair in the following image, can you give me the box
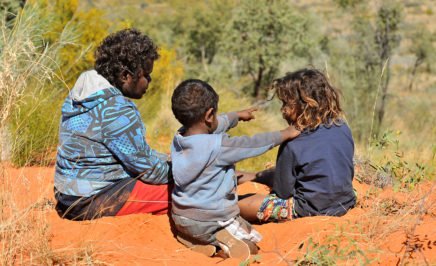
[54,29,172,220]
[238,68,356,222]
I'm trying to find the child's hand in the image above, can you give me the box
[235,170,256,185]
[237,107,258,122]
[280,124,301,141]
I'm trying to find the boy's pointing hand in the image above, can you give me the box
[237,107,258,122]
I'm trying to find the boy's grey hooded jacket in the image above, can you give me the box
[171,113,282,222]
[55,70,169,197]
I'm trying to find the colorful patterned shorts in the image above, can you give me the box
[257,194,294,222]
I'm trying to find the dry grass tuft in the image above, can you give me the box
[0,164,104,265]
[0,3,101,264]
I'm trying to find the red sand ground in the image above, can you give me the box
[3,166,435,265]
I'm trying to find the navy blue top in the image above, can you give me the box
[272,123,356,217]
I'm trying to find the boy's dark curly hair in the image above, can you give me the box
[171,79,219,128]
[94,28,159,89]
[272,68,345,130]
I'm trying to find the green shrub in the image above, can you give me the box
[295,225,376,265]
[368,130,435,190]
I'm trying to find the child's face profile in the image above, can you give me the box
[280,101,297,125]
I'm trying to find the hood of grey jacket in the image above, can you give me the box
[61,70,120,119]
[69,70,112,101]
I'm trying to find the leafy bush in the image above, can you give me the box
[295,225,376,265]
[225,0,318,99]
[369,130,435,190]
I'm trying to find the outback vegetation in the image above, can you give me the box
[0,0,434,265]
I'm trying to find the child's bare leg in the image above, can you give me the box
[236,171,256,184]
[238,194,266,223]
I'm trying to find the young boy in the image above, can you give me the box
[170,79,300,259]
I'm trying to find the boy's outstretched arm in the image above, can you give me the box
[216,125,300,166]
[213,107,258,134]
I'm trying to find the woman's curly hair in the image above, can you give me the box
[94,28,159,89]
[272,68,345,131]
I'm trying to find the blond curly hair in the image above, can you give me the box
[272,69,345,131]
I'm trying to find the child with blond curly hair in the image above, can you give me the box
[238,68,356,222]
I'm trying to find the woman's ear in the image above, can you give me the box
[119,70,131,84]
[120,70,133,83]
[204,108,215,124]
[120,70,129,82]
